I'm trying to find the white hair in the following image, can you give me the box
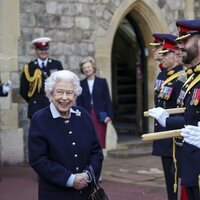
[45,70,82,100]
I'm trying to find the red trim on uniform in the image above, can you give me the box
[164,42,177,51]
[178,25,200,36]
[154,38,163,43]
[181,186,188,200]
[34,42,49,47]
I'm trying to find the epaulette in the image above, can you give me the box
[167,70,175,76]
[186,68,193,76]
[177,70,187,83]
[194,64,200,73]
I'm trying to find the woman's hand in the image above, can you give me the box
[73,173,88,190]
[104,117,111,124]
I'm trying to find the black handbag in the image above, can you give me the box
[88,166,109,200]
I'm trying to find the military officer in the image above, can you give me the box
[176,20,200,200]
[149,20,200,200]
[149,34,186,200]
[149,34,187,200]
[20,37,63,119]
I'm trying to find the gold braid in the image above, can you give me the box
[23,64,42,97]
[172,139,178,193]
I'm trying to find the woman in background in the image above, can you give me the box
[77,57,113,151]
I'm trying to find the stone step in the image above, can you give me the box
[114,123,137,133]
[107,139,153,159]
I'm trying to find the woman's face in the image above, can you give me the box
[82,61,95,77]
[51,81,75,117]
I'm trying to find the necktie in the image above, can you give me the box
[41,62,45,68]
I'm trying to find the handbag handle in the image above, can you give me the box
[89,165,97,185]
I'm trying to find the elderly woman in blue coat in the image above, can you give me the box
[28,70,103,200]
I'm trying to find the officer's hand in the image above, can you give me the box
[148,107,169,127]
[181,125,200,148]
[2,80,12,94]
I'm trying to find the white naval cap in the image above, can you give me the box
[31,37,52,50]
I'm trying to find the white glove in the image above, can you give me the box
[181,124,200,148]
[148,107,169,127]
[2,80,12,94]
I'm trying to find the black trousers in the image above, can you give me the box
[161,157,177,200]
[186,187,200,200]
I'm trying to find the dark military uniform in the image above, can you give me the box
[20,58,63,118]
[167,65,200,199]
[166,19,200,200]
[153,65,186,200]
[150,34,186,200]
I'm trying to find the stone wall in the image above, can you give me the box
[195,0,200,18]
[15,0,198,162]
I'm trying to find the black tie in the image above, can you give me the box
[41,62,45,68]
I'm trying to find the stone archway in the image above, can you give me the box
[94,0,169,132]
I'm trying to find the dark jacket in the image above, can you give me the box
[152,65,186,157]
[77,76,113,121]
[20,58,63,118]
[28,106,103,200]
[166,65,200,187]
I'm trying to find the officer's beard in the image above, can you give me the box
[181,45,198,64]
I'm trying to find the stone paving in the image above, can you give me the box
[102,155,165,188]
[0,154,168,200]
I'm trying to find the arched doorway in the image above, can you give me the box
[95,0,169,137]
[111,15,147,136]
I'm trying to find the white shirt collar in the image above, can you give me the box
[37,58,48,68]
[50,102,80,118]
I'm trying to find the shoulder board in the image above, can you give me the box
[177,70,187,82]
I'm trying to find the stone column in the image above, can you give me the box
[0,0,24,164]
[185,0,194,19]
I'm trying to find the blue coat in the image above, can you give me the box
[152,65,186,157]
[76,76,113,120]
[28,106,103,200]
[20,58,63,118]
[166,65,200,187]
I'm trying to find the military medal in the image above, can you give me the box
[177,89,186,107]
[190,88,200,106]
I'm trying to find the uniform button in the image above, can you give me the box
[69,131,72,134]
[80,191,82,194]
[65,120,69,124]
[74,154,78,157]
[33,101,37,104]
[72,142,76,145]
[76,167,79,171]
[155,123,157,126]
[188,92,191,94]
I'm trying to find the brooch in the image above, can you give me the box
[75,109,81,117]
